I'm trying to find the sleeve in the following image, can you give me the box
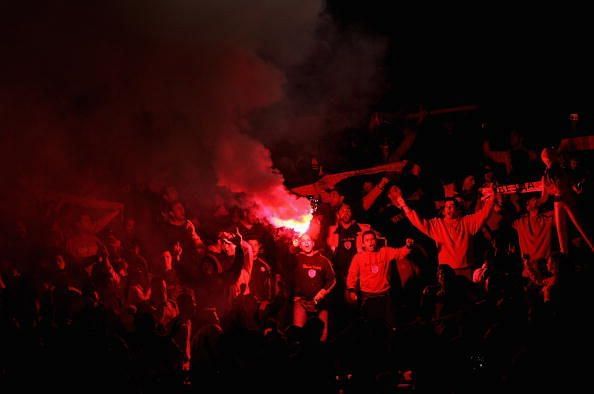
[404,208,434,239]
[346,255,360,290]
[225,245,245,285]
[383,246,409,262]
[322,257,336,293]
[327,225,339,252]
[463,195,495,235]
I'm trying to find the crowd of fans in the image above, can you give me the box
[1,111,593,393]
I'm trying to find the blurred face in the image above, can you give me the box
[162,251,173,270]
[437,268,446,287]
[329,190,343,207]
[362,233,377,252]
[299,234,314,254]
[170,202,185,221]
[222,240,236,256]
[541,149,553,168]
[163,186,179,203]
[387,185,401,201]
[125,218,136,233]
[245,210,258,224]
[363,181,374,193]
[526,197,539,212]
[338,204,352,224]
[462,175,476,191]
[443,201,458,219]
[248,239,261,257]
[55,255,66,271]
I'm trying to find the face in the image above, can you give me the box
[363,181,374,193]
[222,240,236,256]
[245,210,258,224]
[125,218,136,233]
[541,148,553,168]
[163,186,179,203]
[329,190,344,207]
[362,233,377,252]
[55,255,66,271]
[162,251,172,270]
[443,201,458,219]
[248,239,261,257]
[338,204,352,223]
[462,175,475,191]
[437,268,445,285]
[170,202,185,221]
[299,234,314,254]
[526,197,539,212]
[387,185,401,201]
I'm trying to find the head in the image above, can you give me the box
[221,238,236,256]
[362,181,374,193]
[462,175,476,192]
[247,239,262,258]
[162,185,179,204]
[161,250,173,271]
[361,230,377,252]
[337,203,353,224]
[541,147,557,168]
[55,254,66,271]
[483,168,495,183]
[298,234,314,254]
[526,196,539,214]
[124,217,136,234]
[169,201,186,221]
[387,185,402,201]
[437,264,456,288]
[443,199,460,220]
[328,189,344,208]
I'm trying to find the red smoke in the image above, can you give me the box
[215,131,312,234]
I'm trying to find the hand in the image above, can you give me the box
[313,289,327,304]
[173,241,183,257]
[346,290,358,304]
[230,227,243,246]
[405,238,415,249]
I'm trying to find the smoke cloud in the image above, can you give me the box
[0,1,387,227]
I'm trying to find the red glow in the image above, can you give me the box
[256,185,313,235]
[267,211,313,235]
[215,132,313,235]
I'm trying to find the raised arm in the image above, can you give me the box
[362,177,390,211]
[483,140,512,174]
[398,196,433,238]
